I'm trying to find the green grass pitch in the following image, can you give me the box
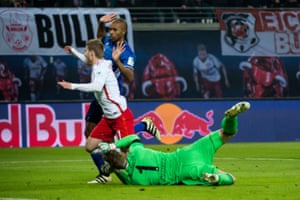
[0,142,299,200]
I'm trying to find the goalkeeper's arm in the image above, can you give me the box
[114,169,132,185]
[115,135,142,148]
[98,135,142,154]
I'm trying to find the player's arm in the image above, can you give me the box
[193,72,200,92]
[116,61,134,82]
[64,46,86,63]
[98,135,143,155]
[39,56,48,80]
[192,61,201,92]
[114,169,132,184]
[96,19,106,40]
[57,65,107,92]
[115,135,142,148]
[97,13,117,39]
[211,54,230,88]
[220,64,230,88]
[112,41,135,82]
[40,67,47,81]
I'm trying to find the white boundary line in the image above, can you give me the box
[215,157,299,161]
[0,157,298,165]
[0,198,39,200]
[0,160,89,164]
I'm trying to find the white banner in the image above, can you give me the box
[0,8,133,55]
[216,9,300,57]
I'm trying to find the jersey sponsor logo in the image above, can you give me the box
[127,56,134,66]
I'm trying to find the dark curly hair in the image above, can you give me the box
[103,150,127,169]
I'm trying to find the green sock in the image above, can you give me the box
[221,117,238,135]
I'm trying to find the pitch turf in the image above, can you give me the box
[0,142,299,200]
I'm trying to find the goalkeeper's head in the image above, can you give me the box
[103,150,128,169]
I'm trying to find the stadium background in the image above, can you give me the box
[0,7,299,147]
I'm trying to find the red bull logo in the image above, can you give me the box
[135,103,214,144]
[0,103,214,147]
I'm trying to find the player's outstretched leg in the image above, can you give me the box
[224,101,251,118]
[142,117,161,141]
[221,101,250,138]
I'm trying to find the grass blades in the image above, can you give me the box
[0,142,299,200]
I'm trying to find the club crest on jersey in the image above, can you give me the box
[221,12,259,53]
[0,10,33,52]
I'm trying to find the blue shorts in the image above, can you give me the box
[85,99,104,124]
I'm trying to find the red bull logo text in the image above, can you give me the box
[0,103,214,147]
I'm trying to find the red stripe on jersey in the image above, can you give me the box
[103,85,123,112]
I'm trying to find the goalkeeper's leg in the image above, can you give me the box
[221,101,250,143]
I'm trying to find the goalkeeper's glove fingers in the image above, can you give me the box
[98,142,116,154]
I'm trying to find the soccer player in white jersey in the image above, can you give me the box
[53,57,67,95]
[64,13,161,184]
[23,55,48,101]
[57,39,135,183]
[193,44,230,99]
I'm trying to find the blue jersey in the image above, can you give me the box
[103,35,136,95]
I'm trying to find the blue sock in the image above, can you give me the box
[91,153,105,174]
[134,122,146,132]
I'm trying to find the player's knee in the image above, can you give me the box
[85,141,94,153]
[85,145,93,153]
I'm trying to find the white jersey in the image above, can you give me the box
[71,59,127,119]
[24,56,48,79]
[193,54,222,82]
[53,60,66,76]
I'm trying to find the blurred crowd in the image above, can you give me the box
[1,0,299,8]
[0,0,299,23]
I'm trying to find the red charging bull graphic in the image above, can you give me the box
[239,56,288,97]
[0,62,21,101]
[142,53,187,99]
[135,103,214,144]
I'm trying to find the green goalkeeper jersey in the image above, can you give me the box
[115,130,225,185]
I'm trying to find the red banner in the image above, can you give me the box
[216,9,300,56]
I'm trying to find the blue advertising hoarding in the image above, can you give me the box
[0,99,299,148]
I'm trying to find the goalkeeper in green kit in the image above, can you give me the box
[97,101,250,186]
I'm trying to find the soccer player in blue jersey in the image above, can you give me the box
[64,13,160,183]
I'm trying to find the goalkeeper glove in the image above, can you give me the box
[98,142,116,154]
